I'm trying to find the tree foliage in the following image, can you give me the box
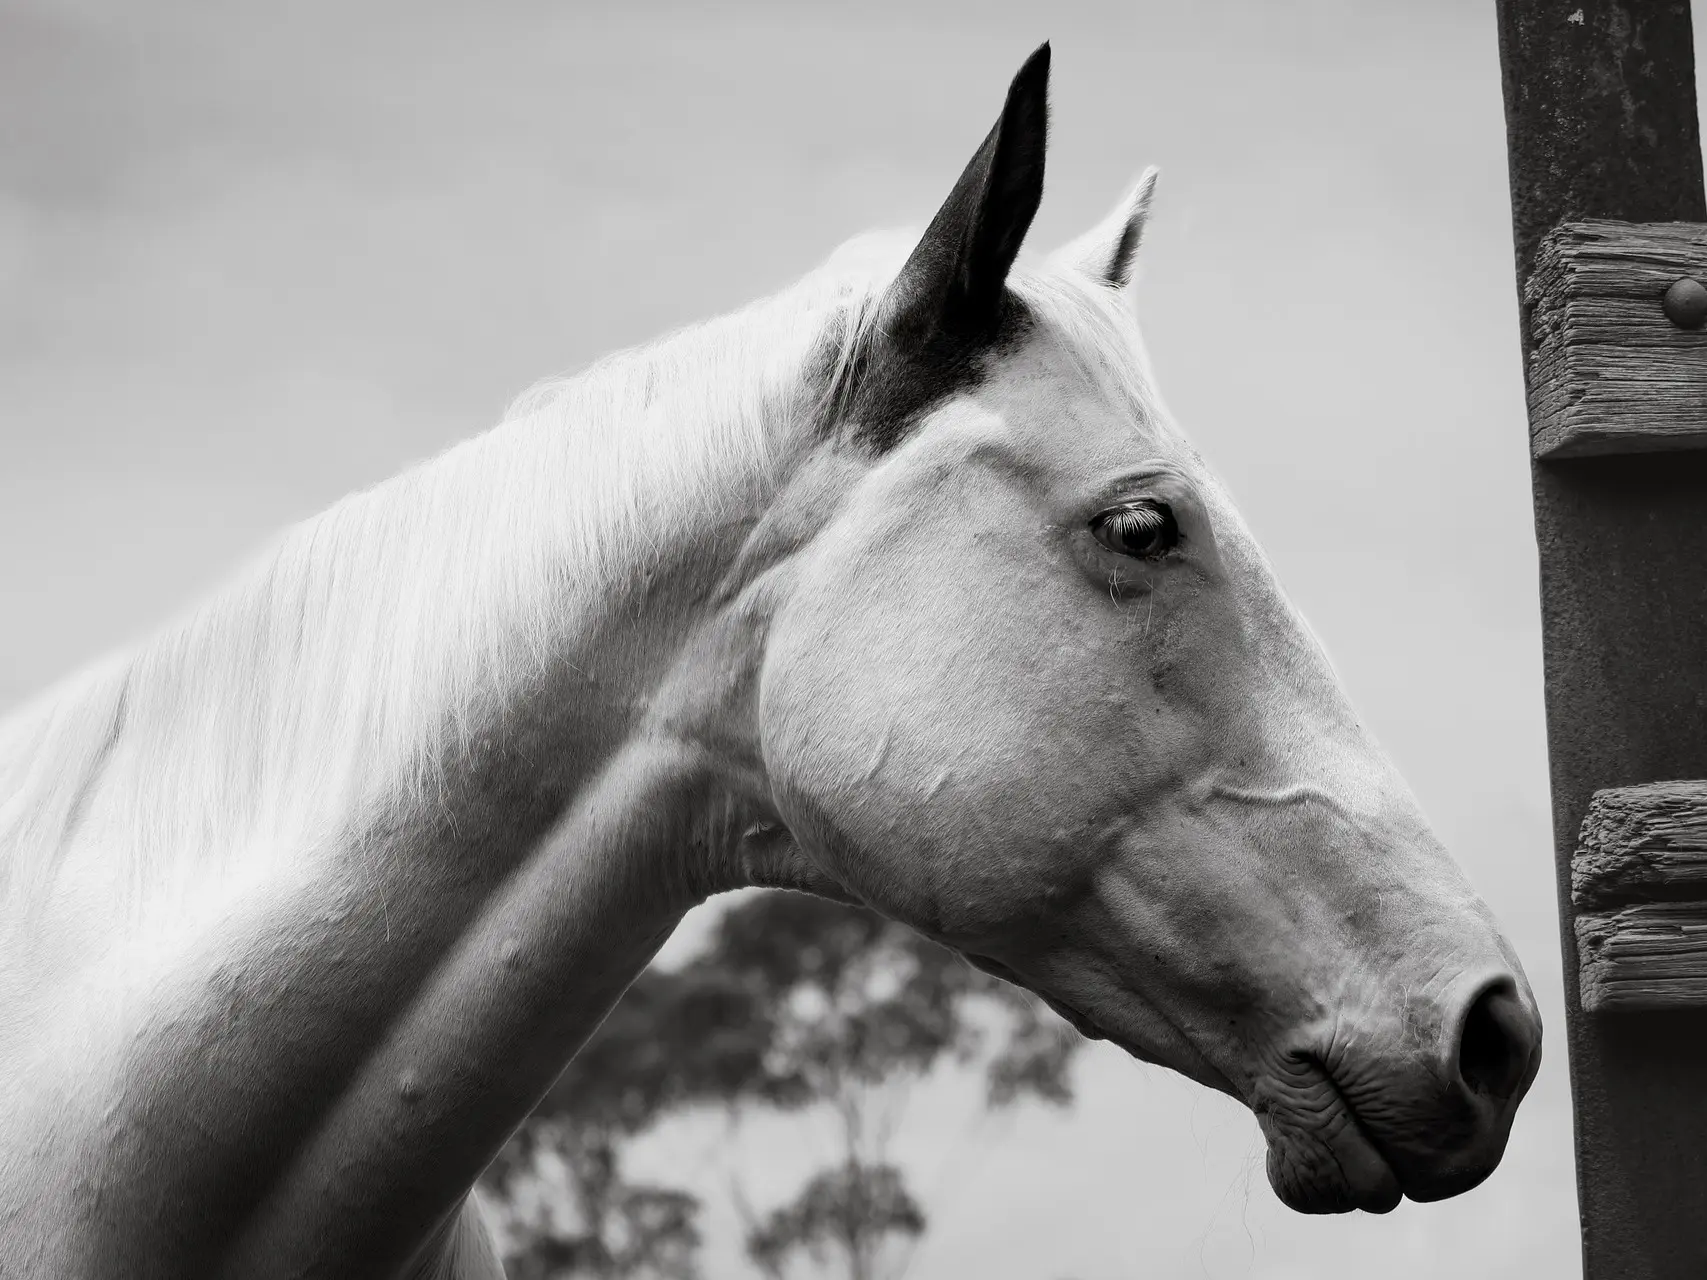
[486,1117,700,1280]
[481,892,1082,1279]
[746,1161,925,1280]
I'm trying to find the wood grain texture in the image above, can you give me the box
[1526,219,1707,459]
[1574,780,1707,908]
[1574,781,1707,1013]
[1577,903,1707,1013]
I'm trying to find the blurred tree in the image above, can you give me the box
[481,892,1081,1280]
[480,964,806,1278]
[483,1116,701,1280]
[701,893,1079,1280]
[745,1160,924,1280]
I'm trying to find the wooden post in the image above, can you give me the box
[1496,4,1707,1277]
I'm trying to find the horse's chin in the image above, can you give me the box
[960,950,1247,1100]
[1250,1063,1405,1215]
[1030,979,1411,1214]
[1036,992,1107,1041]
[1035,988,1245,1100]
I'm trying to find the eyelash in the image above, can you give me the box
[1089,501,1180,560]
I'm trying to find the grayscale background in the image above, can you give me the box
[7,1,1667,1276]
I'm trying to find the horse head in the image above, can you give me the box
[747,44,1540,1216]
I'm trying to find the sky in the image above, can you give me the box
[8,0,1689,1275]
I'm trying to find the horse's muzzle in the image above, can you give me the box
[1388,976,1543,1201]
[1252,968,1542,1214]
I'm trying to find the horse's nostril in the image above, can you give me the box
[1455,981,1538,1105]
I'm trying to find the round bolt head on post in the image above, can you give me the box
[1662,276,1707,329]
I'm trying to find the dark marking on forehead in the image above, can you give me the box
[819,290,1035,456]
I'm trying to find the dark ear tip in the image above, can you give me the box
[1003,44,1050,139]
[1011,41,1052,96]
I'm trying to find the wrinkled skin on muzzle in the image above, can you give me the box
[754,45,1540,1216]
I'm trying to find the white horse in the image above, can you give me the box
[0,45,1539,1279]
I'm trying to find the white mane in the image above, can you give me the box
[0,233,1156,924]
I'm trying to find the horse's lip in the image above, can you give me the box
[989,956,1407,1210]
[1255,1052,1405,1214]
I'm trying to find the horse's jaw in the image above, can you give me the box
[950,830,1540,1220]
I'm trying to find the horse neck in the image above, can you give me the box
[0,332,813,1277]
[194,391,803,1275]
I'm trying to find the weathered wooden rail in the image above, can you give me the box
[1573,782,1707,1013]
[1527,222,1707,458]
[1497,3,1707,1277]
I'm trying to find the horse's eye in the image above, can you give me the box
[1090,501,1179,560]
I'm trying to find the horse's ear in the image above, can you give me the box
[882,43,1050,345]
[1051,167,1159,290]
